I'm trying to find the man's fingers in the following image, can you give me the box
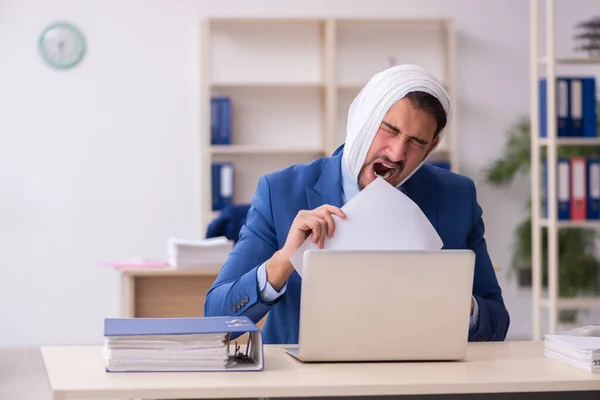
[295,205,345,246]
[303,216,323,243]
[318,218,328,248]
[320,205,346,219]
[302,216,330,247]
[323,212,336,238]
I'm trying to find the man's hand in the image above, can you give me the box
[265,205,346,290]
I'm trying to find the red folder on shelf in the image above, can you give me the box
[571,157,587,221]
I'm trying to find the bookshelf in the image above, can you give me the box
[200,17,458,232]
[530,0,600,339]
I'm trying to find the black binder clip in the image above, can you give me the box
[229,333,254,364]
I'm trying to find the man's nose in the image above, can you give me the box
[388,137,408,162]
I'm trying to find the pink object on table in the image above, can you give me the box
[98,259,169,269]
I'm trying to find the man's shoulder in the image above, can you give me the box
[419,163,474,191]
[415,164,480,224]
[421,163,473,187]
[261,155,331,189]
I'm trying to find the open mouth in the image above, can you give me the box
[373,161,398,180]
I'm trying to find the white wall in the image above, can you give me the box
[1,0,598,347]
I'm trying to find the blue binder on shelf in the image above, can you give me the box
[104,316,264,372]
[570,77,597,137]
[542,158,571,220]
[211,96,232,145]
[212,162,234,211]
[539,77,570,137]
[587,157,600,220]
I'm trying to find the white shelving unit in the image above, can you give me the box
[530,0,600,339]
[199,17,458,232]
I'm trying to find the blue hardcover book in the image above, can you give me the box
[219,96,232,145]
[210,96,231,145]
[211,97,221,145]
[104,316,263,372]
[587,157,600,220]
[212,162,234,211]
[210,97,232,145]
[543,158,571,220]
[558,158,571,220]
[539,77,570,137]
[570,78,597,137]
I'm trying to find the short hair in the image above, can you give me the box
[405,91,447,137]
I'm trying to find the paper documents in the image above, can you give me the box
[544,325,600,372]
[290,177,443,276]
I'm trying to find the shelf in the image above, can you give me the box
[541,297,600,309]
[210,86,324,150]
[336,20,447,88]
[337,83,365,90]
[119,268,221,277]
[539,137,600,146]
[202,16,458,231]
[337,81,452,91]
[210,145,325,155]
[538,56,600,65]
[540,219,600,228]
[211,82,324,89]
[209,20,323,85]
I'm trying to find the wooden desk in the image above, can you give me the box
[40,341,600,400]
[118,267,221,318]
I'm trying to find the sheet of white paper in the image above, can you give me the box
[545,334,600,351]
[290,177,443,276]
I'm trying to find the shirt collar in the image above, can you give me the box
[341,157,360,204]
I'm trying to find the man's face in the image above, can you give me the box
[357,97,439,190]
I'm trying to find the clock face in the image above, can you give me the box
[38,22,86,69]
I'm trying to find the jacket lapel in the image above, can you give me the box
[305,148,344,210]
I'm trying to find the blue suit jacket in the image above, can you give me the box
[204,145,510,343]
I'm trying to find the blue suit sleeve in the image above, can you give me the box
[466,180,510,341]
[469,295,479,332]
[257,261,288,302]
[204,175,284,326]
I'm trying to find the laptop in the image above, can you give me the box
[284,249,476,362]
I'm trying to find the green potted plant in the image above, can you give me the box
[483,110,600,324]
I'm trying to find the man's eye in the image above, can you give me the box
[410,138,426,147]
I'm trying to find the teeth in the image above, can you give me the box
[374,168,396,179]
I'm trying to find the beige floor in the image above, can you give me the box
[0,347,52,400]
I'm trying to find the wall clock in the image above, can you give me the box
[38,22,86,69]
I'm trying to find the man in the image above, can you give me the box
[204,64,510,343]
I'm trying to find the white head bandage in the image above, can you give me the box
[342,64,452,186]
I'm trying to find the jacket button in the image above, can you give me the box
[231,304,236,312]
[244,295,249,303]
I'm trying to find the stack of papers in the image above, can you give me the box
[544,326,600,372]
[290,177,443,276]
[103,317,233,372]
[104,333,231,371]
[167,236,233,269]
